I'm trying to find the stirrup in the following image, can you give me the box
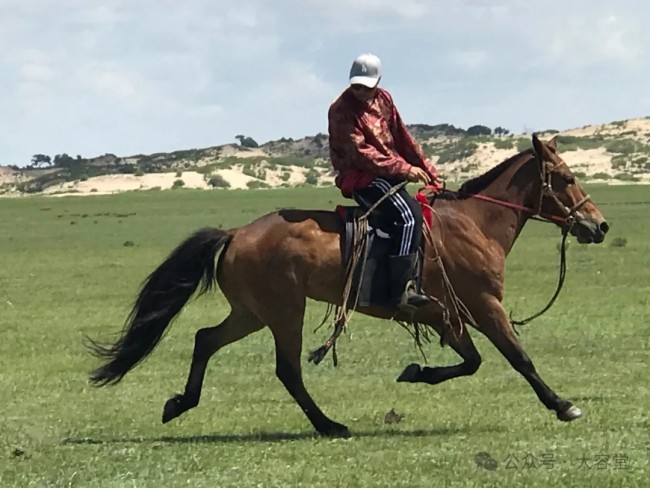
[395,281,430,312]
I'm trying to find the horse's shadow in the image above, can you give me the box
[61,424,506,446]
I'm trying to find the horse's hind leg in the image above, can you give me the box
[475,294,581,422]
[262,298,350,438]
[396,316,482,385]
[162,307,264,423]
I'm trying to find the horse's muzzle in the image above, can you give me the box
[570,217,609,244]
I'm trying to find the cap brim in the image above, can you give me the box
[349,76,379,88]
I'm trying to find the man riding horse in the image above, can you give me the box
[328,53,444,313]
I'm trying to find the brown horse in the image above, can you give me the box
[86,134,609,437]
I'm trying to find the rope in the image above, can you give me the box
[418,200,479,343]
[309,181,409,366]
[437,186,579,332]
[508,222,573,331]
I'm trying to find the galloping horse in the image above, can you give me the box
[86,134,609,437]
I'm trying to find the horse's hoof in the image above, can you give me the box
[557,405,582,422]
[319,422,351,439]
[396,363,421,383]
[308,347,328,365]
[162,394,184,424]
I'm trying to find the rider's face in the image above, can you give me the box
[350,82,378,102]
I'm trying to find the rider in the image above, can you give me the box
[328,53,443,312]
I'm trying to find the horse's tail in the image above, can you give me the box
[85,227,232,387]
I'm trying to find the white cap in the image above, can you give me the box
[349,53,381,88]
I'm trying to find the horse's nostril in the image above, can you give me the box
[599,221,610,234]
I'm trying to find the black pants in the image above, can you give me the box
[353,178,423,256]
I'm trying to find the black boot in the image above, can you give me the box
[388,254,430,312]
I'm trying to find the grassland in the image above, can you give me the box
[1,185,648,487]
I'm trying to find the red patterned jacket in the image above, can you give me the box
[328,87,439,198]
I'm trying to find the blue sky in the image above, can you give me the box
[2,0,649,166]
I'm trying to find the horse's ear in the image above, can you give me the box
[547,135,558,151]
[531,132,544,157]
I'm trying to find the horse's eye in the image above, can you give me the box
[565,176,575,185]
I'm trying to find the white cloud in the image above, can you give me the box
[189,104,224,118]
[225,5,259,27]
[1,0,649,165]
[19,63,53,82]
[91,68,138,101]
[449,50,488,71]
[547,13,643,66]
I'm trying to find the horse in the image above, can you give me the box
[85,133,609,438]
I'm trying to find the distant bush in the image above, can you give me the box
[280,172,291,182]
[312,133,326,147]
[421,143,439,158]
[605,139,639,154]
[556,136,604,152]
[235,135,259,148]
[172,179,185,189]
[611,155,628,169]
[175,170,183,177]
[134,170,144,177]
[168,149,202,162]
[466,125,492,136]
[407,123,466,138]
[269,155,317,168]
[305,169,320,185]
[610,237,627,248]
[16,181,44,193]
[516,138,531,152]
[613,173,639,182]
[493,139,514,150]
[246,180,269,189]
[591,172,611,180]
[242,166,257,178]
[208,175,230,188]
[436,139,478,164]
[460,163,478,172]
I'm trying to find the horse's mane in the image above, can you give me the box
[435,148,534,201]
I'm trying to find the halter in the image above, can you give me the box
[464,151,592,226]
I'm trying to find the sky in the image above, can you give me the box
[1,0,649,166]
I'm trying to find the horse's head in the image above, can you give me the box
[531,133,609,244]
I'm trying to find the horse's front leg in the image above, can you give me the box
[472,294,581,421]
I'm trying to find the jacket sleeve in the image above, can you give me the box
[328,105,411,178]
[388,98,440,179]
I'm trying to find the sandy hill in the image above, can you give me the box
[2,117,649,197]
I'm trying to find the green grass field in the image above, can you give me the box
[1,185,648,487]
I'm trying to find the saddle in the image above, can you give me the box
[335,193,434,309]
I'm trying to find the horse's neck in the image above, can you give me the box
[467,165,540,256]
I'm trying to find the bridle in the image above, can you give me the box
[466,150,592,227]
[424,149,593,329]
[535,151,592,225]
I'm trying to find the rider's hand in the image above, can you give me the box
[406,167,431,185]
[431,175,444,190]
